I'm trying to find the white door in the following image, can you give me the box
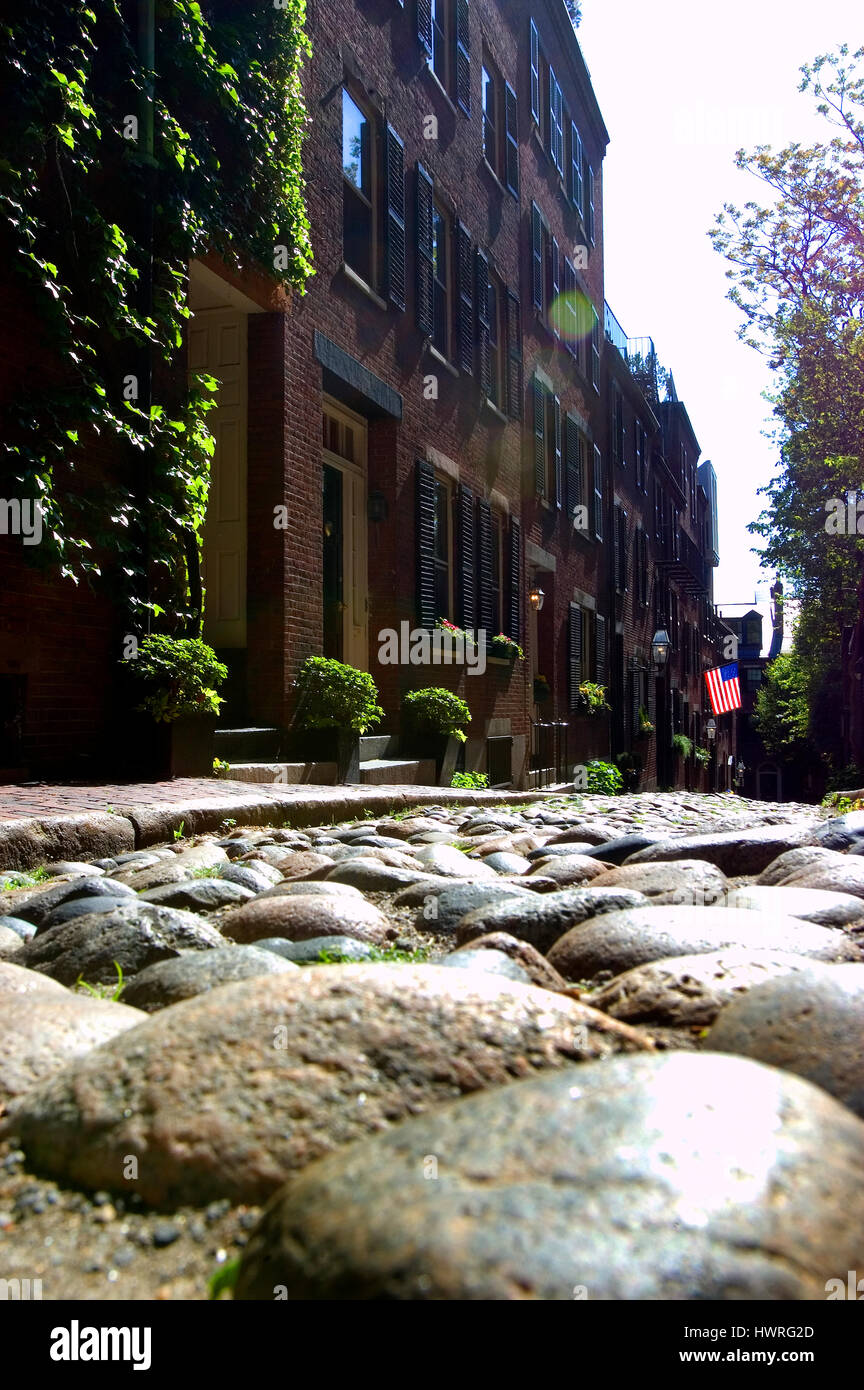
[322,399,368,670]
[188,310,248,649]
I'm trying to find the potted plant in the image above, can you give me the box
[694,745,711,768]
[533,673,551,704]
[636,705,655,738]
[288,657,383,782]
[672,733,693,761]
[122,636,228,778]
[578,682,610,714]
[488,632,525,662]
[403,687,471,785]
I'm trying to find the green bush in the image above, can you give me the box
[123,636,227,723]
[584,760,623,795]
[578,682,610,713]
[451,771,489,789]
[294,657,383,734]
[672,733,693,760]
[403,688,472,743]
[694,745,711,767]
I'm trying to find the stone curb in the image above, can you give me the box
[0,783,557,870]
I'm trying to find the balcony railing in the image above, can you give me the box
[604,302,663,406]
[655,526,709,596]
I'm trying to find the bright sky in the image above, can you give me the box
[578,0,858,641]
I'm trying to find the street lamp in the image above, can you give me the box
[651,628,671,668]
[706,717,716,742]
[529,585,545,612]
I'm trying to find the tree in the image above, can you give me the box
[752,652,815,760]
[711,46,864,771]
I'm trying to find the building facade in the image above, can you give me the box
[0,0,731,789]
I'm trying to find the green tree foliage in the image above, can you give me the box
[752,651,814,760]
[711,45,864,768]
[0,0,313,629]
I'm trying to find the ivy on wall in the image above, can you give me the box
[0,0,313,630]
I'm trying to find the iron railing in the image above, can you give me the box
[530,720,573,788]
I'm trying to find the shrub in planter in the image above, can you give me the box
[121,636,228,779]
[403,688,471,743]
[636,705,655,737]
[489,633,525,661]
[123,636,228,723]
[694,745,711,768]
[294,657,384,733]
[533,674,551,704]
[583,759,623,795]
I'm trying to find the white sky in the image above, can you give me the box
[578,0,858,632]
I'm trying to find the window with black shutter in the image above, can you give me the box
[568,602,583,711]
[532,377,546,497]
[549,68,564,174]
[585,159,595,243]
[506,290,523,419]
[475,248,491,396]
[418,0,433,56]
[477,499,494,636]
[505,83,519,196]
[342,88,375,287]
[455,0,471,115]
[595,613,607,686]
[531,202,544,312]
[456,220,474,374]
[416,164,435,336]
[456,484,476,631]
[529,18,540,125]
[385,126,406,310]
[432,201,451,357]
[550,394,562,508]
[614,505,628,593]
[590,306,600,389]
[593,445,603,539]
[549,236,560,338]
[565,413,584,524]
[570,121,584,213]
[416,458,437,629]
[506,517,521,644]
[562,257,577,355]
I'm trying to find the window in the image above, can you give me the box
[487,271,506,408]
[548,67,565,175]
[482,64,496,166]
[584,155,595,244]
[745,666,763,691]
[590,306,600,389]
[490,512,503,632]
[635,420,647,490]
[611,385,625,468]
[342,88,374,285]
[593,445,603,539]
[431,0,451,89]
[432,202,451,357]
[433,475,452,619]
[546,390,562,506]
[614,504,628,593]
[570,121,584,215]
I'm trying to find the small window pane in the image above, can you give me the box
[342,90,369,195]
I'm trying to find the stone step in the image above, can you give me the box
[215,727,282,761]
[359,758,437,786]
[359,734,400,760]
[223,762,337,786]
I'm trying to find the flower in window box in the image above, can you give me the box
[490,633,525,660]
[533,674,551,703]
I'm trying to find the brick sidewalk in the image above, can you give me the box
[0,778,552,871]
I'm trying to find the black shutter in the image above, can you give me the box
[456,0,471,115]
[456,221,474,375]
[416,164,434,336]
[504,82,519,195]
[568,602,583,710]
[457,483,476,631]
[531,203,544,311]
[506,516,521,644]
[506,290,523,419]
[563,256,576,356]
[532,377,546,497]
[593,445,603,539]
[613,504,621,592]
[529,18,540,125]
[565,413,583,521]
[617,507,628,591]
[570,121,584,212]
[477,499,494,636]
[475,248,492,397]
[385,126,406,311]
[595,613,607,686]
[550,236,560,336]
[553,394,562,509]
[417,0,433,55]
[416,459,437,629]
[586,160,595,243]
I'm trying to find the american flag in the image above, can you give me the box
[704,662,741,715]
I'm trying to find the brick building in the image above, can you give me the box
[0,0,730,789]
